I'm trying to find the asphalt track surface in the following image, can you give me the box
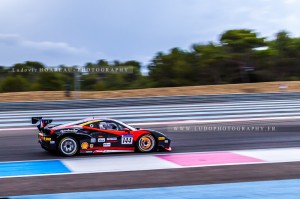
[1,119,300,196]
[1,120,300,162]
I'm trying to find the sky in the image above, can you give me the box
[0,0,300,68]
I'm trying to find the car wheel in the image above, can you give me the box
[136,134,156,152]
[58,137,78,156]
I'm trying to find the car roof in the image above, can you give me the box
[53,117,136,131]
[53,118,116,129]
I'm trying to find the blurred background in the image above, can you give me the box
[1,0,300,198]
[0,0,300,94]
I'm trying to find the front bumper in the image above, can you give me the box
[157,137,172,151]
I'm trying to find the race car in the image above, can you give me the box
[32,117,171,156]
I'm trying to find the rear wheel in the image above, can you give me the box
[136,134,156,152]
[58,137,78,156]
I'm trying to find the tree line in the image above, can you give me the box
[1,29,300,92]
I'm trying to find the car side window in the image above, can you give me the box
[117,123,126,131]
[86,122,97,128]
[99,121,108,130]
[106,122,119,131]
[98,121,124,131]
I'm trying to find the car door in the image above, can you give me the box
[96,121,134,149]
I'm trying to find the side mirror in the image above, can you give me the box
[136,127,140,130]
[124,128,131,133]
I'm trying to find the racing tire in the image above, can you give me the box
[58,136,78,156]
[136,134,156,152]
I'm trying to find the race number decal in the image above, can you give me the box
[121,135,133,144]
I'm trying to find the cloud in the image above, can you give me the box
[0,34,21,45]
[1,0,300,66]
[284,0,297,4]
[0,34,87,54]
[0,33,104,66]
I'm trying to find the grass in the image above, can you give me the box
[0,81,299,102]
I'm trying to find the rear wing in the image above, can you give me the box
[32,117,53,130]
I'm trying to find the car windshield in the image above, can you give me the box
[117,120,136,131]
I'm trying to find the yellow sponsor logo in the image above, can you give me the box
[81,142,89,149]
[158,137,165,141]
[80,120,101,126]
[43,137,52,141]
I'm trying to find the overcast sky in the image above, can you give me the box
[0,0,300,67]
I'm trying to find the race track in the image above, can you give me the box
[1,97,300,197]
[1,120,300,162]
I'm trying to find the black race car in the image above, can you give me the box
[33,117,171,156]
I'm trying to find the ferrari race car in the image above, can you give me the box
[32,117,171,156]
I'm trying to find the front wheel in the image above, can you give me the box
[58,137,78,156]
[136,134,156,152]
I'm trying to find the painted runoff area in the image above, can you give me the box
[1,147,300,178]
[8,179,300,199]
